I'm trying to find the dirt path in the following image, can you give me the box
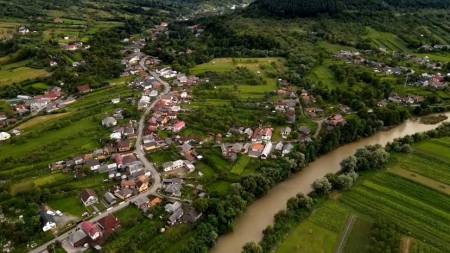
[334,214,355,253]
[314,119,324,138]
[401,236,412,253]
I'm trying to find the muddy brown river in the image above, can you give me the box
[211,114,450,253]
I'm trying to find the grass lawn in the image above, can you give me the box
[0,67,47,85]
[190,58,237,75]
[230,156,250,175]
[2,59,33,70]
[414,141,450,161]
[341,217,373,253]
[48,195,87,217]
[196,162,217,179]
[108,76,135,84]
[0,119,99,161]
[16,112,70,129]
[318,41,358,53]
[307,65,342,88]
[31,82,50,90]
[276,220,339,253]
[272,126,284,142]
[309,200,351,232]
[207,180,231,193]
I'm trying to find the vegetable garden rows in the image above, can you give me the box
[339,172,450,252]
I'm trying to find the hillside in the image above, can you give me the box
[246,0,450,18]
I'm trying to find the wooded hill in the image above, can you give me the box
[246,0,450,18]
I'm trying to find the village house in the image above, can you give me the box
[104,192,117,205]
[85,158,100,171]
[136,175,149,192]
[282,143,293,155]
[117,140,132,152]
[261,128,272,141]
[133,196,150,211]
[280,127,291,138]
[80,221,102,241]
[168,208,184,226]
[79,188,98,206]
[77,85,91,93]
[39,210,56,232]
[97,214,120,235]
[173,121,185,132]
[326,114,346,126]
[248,143,264,158]
[162,160,184,172]
[68,229,88,247]
[115,188,133,200]
[261,142,273,160]
[182,208,202,223]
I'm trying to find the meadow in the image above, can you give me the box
[276,200,350,253]
[103,205,193,253]
[0,67,47,85]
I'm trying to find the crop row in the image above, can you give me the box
[340,189,450,251]
[309,200,350,232]
[410,240,443,253]
[399,161,450,185]
[371,174,450,211]
[361,181,450,223]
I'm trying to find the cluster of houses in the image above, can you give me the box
[60,41,90,51]
[334,50,447,74]
[378,92,425,107]
[164,200,202,226]
[218,125,311,160]
[120,38,147,76]
[67,216,119,249]
[146,22,169,42]
[418,44,450,52]
[334,50,450,89]
[0,86,71,130]
[409,72,449,89]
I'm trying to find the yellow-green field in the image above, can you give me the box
[0,67,47,85]
[16,113,71,130]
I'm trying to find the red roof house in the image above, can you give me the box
[77,85,91,93]
[173,121,185,132]
[80,221,102,240]
[97,214,120,234]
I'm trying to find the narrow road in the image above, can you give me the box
[314,119,324,138]
[295,97,305,117]
[30,57,171,253]
[334,214,355,253]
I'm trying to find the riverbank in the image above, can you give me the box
[210,112,450,253]
[419,114,448,125]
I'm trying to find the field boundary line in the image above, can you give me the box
[334,214,356,253]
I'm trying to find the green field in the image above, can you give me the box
[48,195,88,217]
[31,82,50,90]
[104,206,193,253]
[190,58,237,74]
[307,65,341,88]
[276,220,339,253]
[342,218,373,253]
[364,27,409,52]
[0,67,47,85]
[340,171,450,252]
[230,156,251,174]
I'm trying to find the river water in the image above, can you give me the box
[211,113,450,253]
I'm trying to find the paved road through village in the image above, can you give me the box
[29,57,170,253]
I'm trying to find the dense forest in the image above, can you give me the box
[246,0,450,18]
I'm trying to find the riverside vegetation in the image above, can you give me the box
[244,123,450,253]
